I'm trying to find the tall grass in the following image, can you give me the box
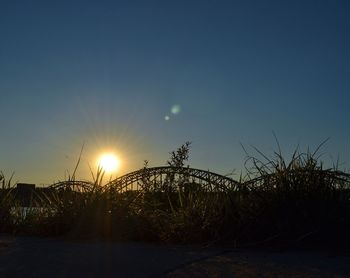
[238,140,350,246]
[0,171,16,232]
[1,142,349,248]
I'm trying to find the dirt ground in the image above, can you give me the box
[0,235,349,277]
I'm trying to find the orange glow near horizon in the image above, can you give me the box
[97,153,121,173]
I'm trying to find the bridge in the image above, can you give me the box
[43,167,350,193]
[105,166,241,192]
[49,180,95,192]
[49,166,241,192]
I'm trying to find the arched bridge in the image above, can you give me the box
[48,167,350,193]
[49,180,94,192]
[105,166,241,192]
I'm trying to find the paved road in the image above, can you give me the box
[0,236,221,277]
[1,235,350,277]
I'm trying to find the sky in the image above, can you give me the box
[1,0,350,185]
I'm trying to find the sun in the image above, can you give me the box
[98,153,120,173]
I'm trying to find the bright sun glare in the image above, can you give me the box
[98,153,120,173]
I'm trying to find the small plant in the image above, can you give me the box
[167,141,191,168]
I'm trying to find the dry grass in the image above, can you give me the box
[1,142,349,247]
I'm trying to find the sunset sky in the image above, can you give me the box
[1,0,350,185]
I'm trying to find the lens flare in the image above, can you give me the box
[171,104,181,115]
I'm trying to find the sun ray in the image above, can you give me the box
[98,153,120,173]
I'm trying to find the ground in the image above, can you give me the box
[0,235,349,277]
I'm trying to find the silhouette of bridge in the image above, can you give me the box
[49,180,94,192]
[49,166,241,192]
[105,166,241,192]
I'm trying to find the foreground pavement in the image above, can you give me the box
[0,235,350,277]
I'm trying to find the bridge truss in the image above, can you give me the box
[105,166,241,192]
[49,180,95,192]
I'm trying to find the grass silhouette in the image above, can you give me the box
[1,141,349,248]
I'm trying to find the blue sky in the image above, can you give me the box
[1,0,350,184]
